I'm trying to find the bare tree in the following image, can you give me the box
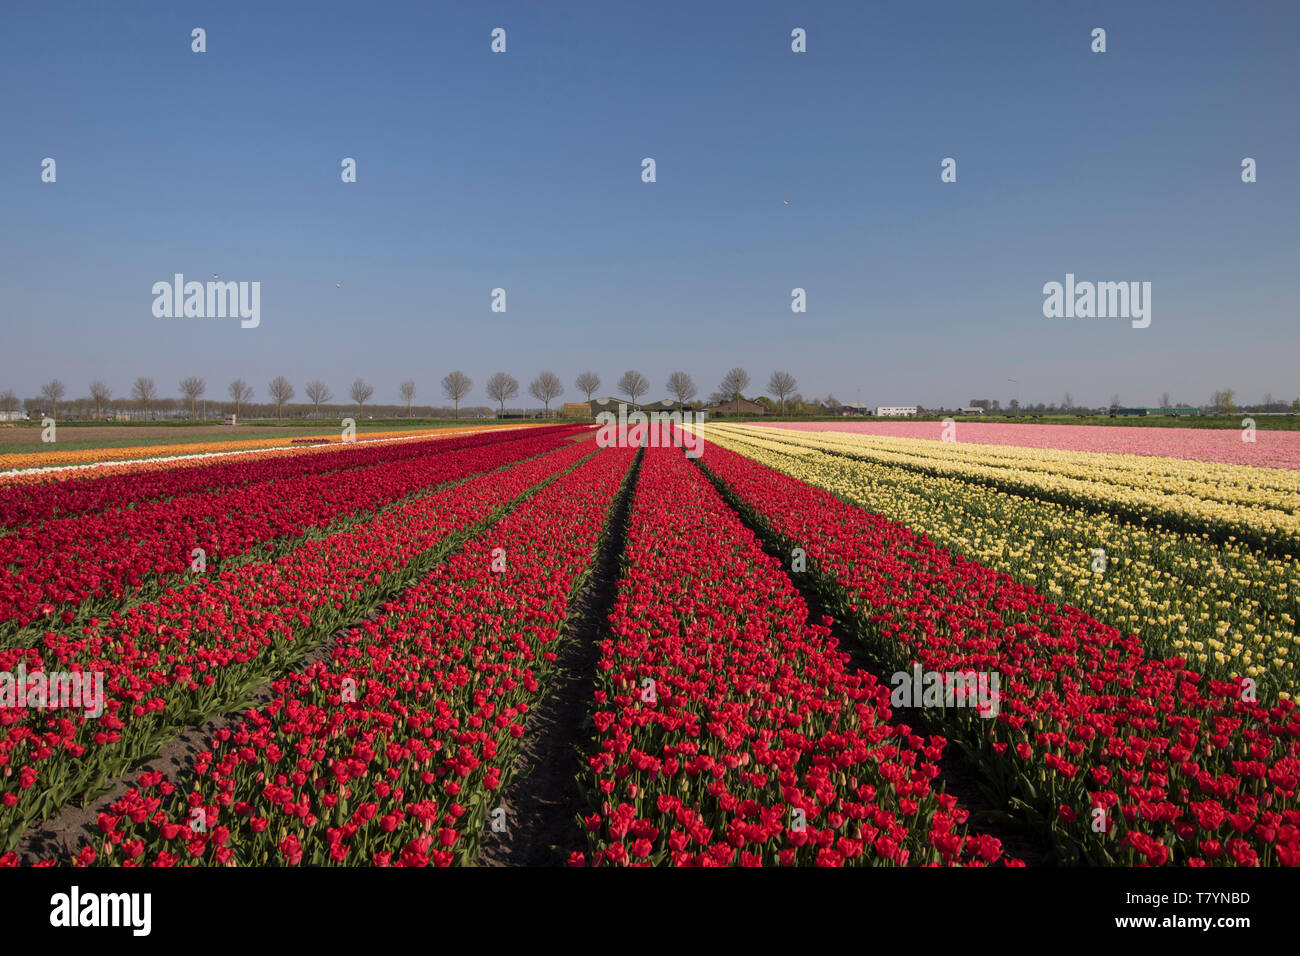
[399,379,416,417]
[767,371,797,415]
[132,377,158,416]
[529,371,564,417]
[575,371,601,402]
[1213,388,1236,415]
[1109,394,1122,410]
[1160,391,1171,410]
[720,368,751,406]
[304,380,332,417]
[179,376,206,418]
[1062,392,1073,412]
[228,379,253,418]
[441,371,472,419]
[350,378,375,417]
[40,380,66,419]
[616,370,649,405]
[666,371,697,410]
[89,380,112,420]
[1263,392,1275,413]
[0,389,17,419]
[268,376,295,418]
[486,372,519,417]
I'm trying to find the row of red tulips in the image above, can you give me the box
[0,427,581,630]
[696,438,1300,866]
[8,445,635,865]
[0,428,550,529]
[576,445,1013,866]
[0,435,595,851]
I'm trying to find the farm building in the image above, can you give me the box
[1109,407,1201,418]
[876,405,919,417]
[707,398,766,416]
[587,397,682,417]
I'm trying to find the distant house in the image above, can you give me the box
[840,402,870,417]
[588,397,681,417]
[588,397,628,417]
[708,398,766,417]
[876,405,918,417]
[958,406,985,415]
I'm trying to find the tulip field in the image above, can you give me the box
[692,425,1299,867]
[1,420,1296,867]
[758,420,1300,469]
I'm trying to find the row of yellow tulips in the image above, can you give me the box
[713,424,1300,551]
[694,424,1297,698]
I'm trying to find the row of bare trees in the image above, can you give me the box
[572,367,800,413]
[477,368,797,416]
[2,373,477,420]
[2,368,802,421]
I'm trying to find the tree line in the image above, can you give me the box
[0,374,482,421]
[11,372,1284,423]
[0,368,807,420]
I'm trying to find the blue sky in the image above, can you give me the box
[2,0,1297,410]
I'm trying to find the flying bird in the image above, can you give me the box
[783,200,790,205]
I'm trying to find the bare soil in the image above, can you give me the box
[475,450,639,867]
[15,619,350,864]
[692,457,1051,866]
[0,423,451,450]
[3,425,298,446]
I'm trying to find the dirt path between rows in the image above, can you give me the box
[475,450,641,866]
[691,455,1050,867]
[15,451,581,865]
[15,621,353,864]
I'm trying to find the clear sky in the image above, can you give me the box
[2,0,1297,410]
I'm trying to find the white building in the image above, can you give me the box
[958,406,985,415]
[875,405,918,417]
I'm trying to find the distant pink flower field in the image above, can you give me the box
[753,421,1300,470]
